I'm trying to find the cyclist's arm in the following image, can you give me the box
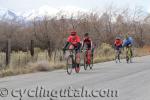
[64,36,72,50]
[63,42,69,50]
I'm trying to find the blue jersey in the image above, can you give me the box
[123,37,133,47]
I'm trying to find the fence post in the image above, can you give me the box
[6,39,11,66]
[30,40,34,57]
[48,40,52,58]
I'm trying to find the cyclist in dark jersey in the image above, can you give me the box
[82,33,93,64]
[82,33,92,50]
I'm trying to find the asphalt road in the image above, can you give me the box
[0,55,150,100]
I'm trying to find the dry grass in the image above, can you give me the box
[93,43,115,63]
[0,61,66,77]
[134,46,150,57]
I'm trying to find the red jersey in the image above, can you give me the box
[67,35,80,46]
[114,39,123,47]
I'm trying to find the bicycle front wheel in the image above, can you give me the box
[84,53,88,70]
[67,55,73,75]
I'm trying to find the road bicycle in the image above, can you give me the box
[82,49,93,70]
[64,49,80,75]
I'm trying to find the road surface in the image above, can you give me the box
[0,56,150,100]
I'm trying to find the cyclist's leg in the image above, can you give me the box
[68,44,74,49]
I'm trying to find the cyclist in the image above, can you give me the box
[114,36,123,62]
[63,31,81,70]
[123,34,134,62]
[81,33,93,64]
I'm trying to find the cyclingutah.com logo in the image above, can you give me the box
[0,86,119,100]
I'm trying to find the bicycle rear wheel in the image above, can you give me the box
[126,55,129,63]
[126,49,131,63]
[75,65,80,73]
[67,55,73,75]
[89,56,93,69]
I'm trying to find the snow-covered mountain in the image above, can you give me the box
[0,6,88,21]
[21,6,88,20]
[0,8,18,20]
[0,6,149,23]
[0,8,25,23]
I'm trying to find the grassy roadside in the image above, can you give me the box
[0,43,150,78]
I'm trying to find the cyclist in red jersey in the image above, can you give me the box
[82,33,93,64]
[63,31,81,68]
[114,36,123,63]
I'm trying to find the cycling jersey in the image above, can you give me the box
[114,39,123,50]
[114,39,123,47]
[67,35,80,47]
[82,37,92,50]
[123,37,133,47]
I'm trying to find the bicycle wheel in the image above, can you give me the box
[75,65,80,73]
[84,52,88,70]
[89,62,93,69]
[89,55,93,69]
[66,55,73,75]
[115,50,118,63]
[118,50,121,62]
[126,49,131,63]
[128,49,132,63]
[126,55,129,63]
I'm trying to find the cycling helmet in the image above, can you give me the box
[125,34,129,39]
[71,31,77,36]
[115,35,121,39]
[84,33,89,36]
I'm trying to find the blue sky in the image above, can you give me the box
[0,0,149,13]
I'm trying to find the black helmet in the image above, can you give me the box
[84,33,89,36]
